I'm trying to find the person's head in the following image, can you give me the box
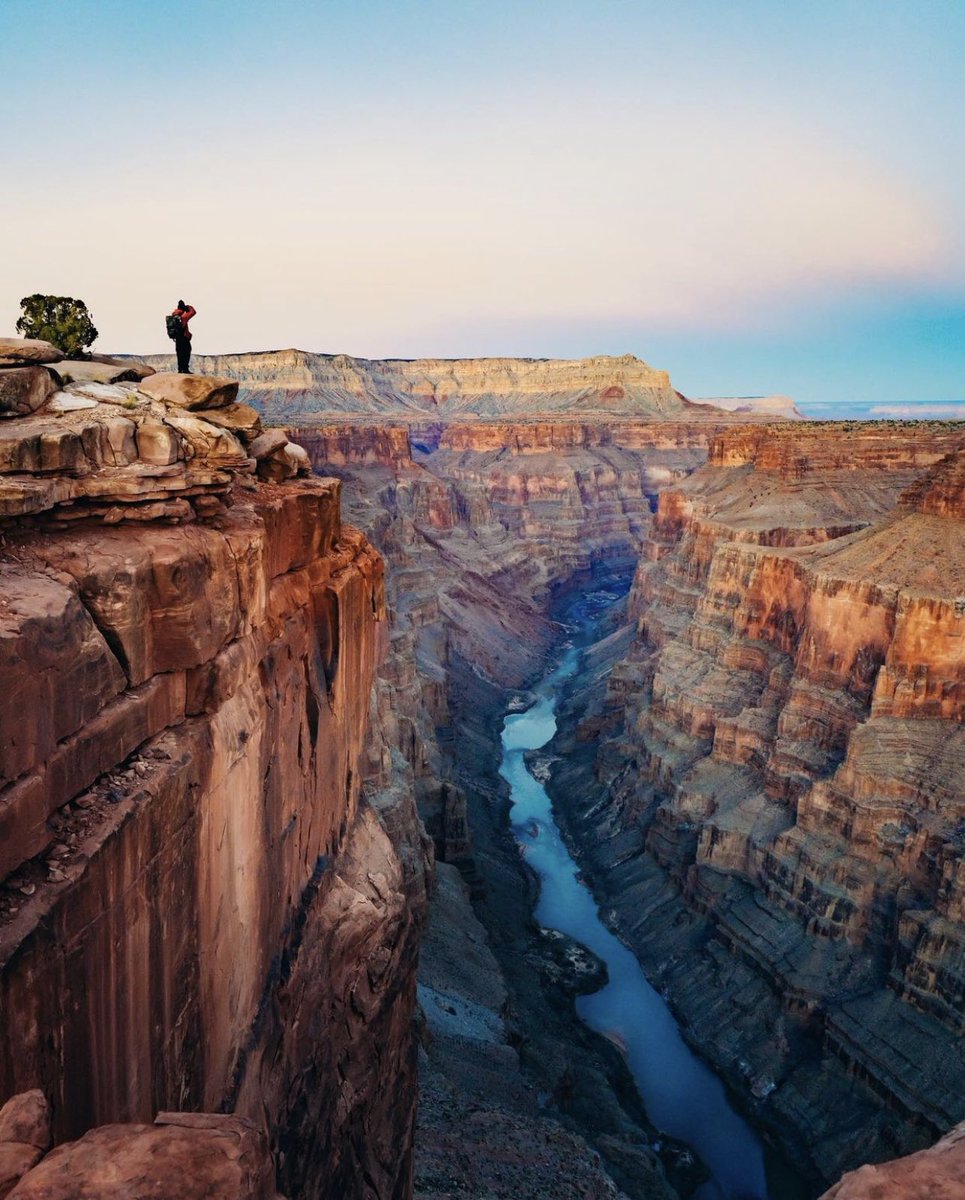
[177,299,186,310]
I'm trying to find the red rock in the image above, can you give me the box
[8,1113,276,1200]
[0,572,126,786]
[0,1092,50,1151]
[0,1146,42,1200]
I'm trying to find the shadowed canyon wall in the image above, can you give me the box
[0,347,425,1199]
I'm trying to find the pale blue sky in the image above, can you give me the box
[3,0,964,404]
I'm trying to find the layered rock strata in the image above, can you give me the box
[137,350,739,421]
[548,422,965,1188]
[292,418,742,1199]
[0,340,422,1200]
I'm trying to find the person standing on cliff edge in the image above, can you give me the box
[171,299,196,373]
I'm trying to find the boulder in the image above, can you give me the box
[284,441,311,474]
[8,1112,277,1200]
[135,417,182,466]
[62,381,146,408]
[0,1093,50,1152]
[0,1146,42,1200]
[162,413,249,466]
[0,338,63,366]
[0,367,59,417]
[54,360,142,385]
[137,373,239,411]
[0,1092,50,1200]
[248,429,289,460]
[197,403,262,443]
[819,1121,965,1199]
[255,444,308,483]
[248,431,307,482]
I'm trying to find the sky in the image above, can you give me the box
[2,0,964,405]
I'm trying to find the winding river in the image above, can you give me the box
[500,593,771,1200]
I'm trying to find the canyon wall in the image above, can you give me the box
[548,421,965,1188]
[292,417,744,1199]
[0,345,424,1200]
[9,325,959,1200]
[137,350,737,421]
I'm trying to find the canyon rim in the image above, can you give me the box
[0,338,961,1200]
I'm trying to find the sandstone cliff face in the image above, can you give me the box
[139,351,711,421]
[553,422,965,1186]
[0,345,423,1200]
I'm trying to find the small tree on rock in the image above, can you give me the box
[16,294,99,358]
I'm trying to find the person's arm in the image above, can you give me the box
[180,305,197,335]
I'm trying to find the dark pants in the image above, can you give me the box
[175,335,192,373]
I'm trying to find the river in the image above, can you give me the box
[499,590,772,1200]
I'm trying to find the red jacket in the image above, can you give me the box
[173,305,196,340]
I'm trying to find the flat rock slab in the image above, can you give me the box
[197,403,261,441]
[0,367,58,417]
[48,394,98,412]
[87,355,156,379]
[63,381,146,407]
[0,338,63,366]
[138,373,239,411]
[55,360,142,385]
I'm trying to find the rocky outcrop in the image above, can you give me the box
[8,1110,278,1200]
[818,1120,965,1200]
[136,350,722,421]
[0,339,424,1200]
[137,371,239,410]
[550,422,965,1187]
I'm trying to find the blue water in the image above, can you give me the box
[500,639,769,1200]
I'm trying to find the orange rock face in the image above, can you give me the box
[0,472,421,1199]
[557,423,965,1186]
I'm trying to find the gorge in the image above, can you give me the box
[1,345,963,1200]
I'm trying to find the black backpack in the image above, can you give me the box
[165,314,182,340]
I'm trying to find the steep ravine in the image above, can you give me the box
[299,427,712,1199]
[544,426,965,1192]
[297,416,965,1198]
[4,331,963,1200]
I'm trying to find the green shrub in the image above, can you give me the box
[16,294,98,358]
